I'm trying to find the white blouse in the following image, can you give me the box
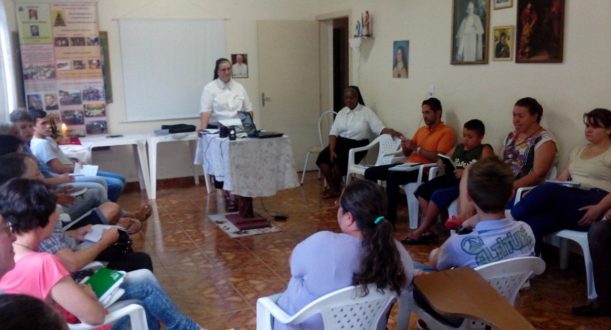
[329,104,385,141]
[199,79,253,125]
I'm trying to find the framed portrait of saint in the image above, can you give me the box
[516,0,564,63]
[392,40,409,79]
[231,53,248,78]
[493,26,514,61]
[451,0,490,65]
[494,0,513,10]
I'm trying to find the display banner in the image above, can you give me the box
[16,2,107,135]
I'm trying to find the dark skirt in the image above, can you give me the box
[316,136,369,175]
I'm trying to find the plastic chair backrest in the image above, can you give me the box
[474,256,545,305]
[373,134,401,166]
[318,111,336,147]
[257,284,397,330]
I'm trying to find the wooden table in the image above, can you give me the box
[413,268,535,330]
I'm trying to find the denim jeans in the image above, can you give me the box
[112,270,200,330]
[97,171,126,202]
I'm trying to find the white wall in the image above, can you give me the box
[5,0,611,180]
[319,0,611,166]
[2,0,320,181]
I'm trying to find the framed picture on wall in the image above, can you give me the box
[516,0,564,63]
[392,40,409,78]
[231,53,248,78]
[493,26,514,61]
[494,0,513,10]
[451,0,490,65]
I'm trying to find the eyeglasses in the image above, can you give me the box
[0,222,13,236]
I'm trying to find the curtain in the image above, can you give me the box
[0,2,17,121]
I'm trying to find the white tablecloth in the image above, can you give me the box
[194,134,299,197]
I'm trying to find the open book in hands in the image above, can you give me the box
[73,163,99,176]
[437,154,456,173]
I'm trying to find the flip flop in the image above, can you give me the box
[400,232,437,245]
[126,203,152,222]
[444,216,463,230]
[118,217,143,235]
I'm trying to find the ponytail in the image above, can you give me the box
[339,180,407,295]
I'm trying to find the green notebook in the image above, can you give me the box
[82,268,126,303]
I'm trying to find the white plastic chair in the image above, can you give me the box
[68,301,149,330]
[301,110,336,185]
[256,284,397,330]
[396,164,439,229]
[411,256,545,330]
[345,134,402,185]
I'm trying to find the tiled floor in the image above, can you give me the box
[120,173,609,330]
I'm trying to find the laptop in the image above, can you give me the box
[237,111,284,139]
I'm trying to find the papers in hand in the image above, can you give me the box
[78,225,123,250]
[73,163,99,176]
[546,180,581,188]
[437,154,456,173]
[81,268,126,308]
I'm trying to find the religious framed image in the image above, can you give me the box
[451,0,490,65]
[494,0,513,10]
[493,26,514,61]
[392,40,409,79]
[231,53,248,78]
[516,0,564,63]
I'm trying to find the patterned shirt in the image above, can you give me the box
[39,220,78,254]
[501,129,556,179]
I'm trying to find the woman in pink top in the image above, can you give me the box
[0,179,106,326]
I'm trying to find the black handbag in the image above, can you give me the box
[96,230,134,261]
[161,124,196,134]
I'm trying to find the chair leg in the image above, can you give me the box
[576,239,598,300]
[301,152,311,185]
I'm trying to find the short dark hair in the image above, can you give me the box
[583,108,611,138]
[0,135,22,157]
[0,178,56,235]
[9,110,34,124]
[422,97,442,112]
[467,157,514,213]
[28,109,47,122]
[0,153,30,185]
[514,97,543,123]
[213,58,231,80]
[463,119,486,136]
[0,294,67,330]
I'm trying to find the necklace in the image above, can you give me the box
[13,242,35,251]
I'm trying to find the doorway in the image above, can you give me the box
[331,17,349,112]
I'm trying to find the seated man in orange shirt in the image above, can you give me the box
[365,97,456,225]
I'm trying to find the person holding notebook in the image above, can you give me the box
[199,57,254,212]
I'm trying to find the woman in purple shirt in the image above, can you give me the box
[276,180,414,329]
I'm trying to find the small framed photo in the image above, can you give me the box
[451,0,490,65]
[494,0,513,10]
[493,26,514,61]
[231,53,248,78]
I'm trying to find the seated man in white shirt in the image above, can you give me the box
[28,109,126,202]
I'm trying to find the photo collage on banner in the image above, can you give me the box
[16,2,107,136]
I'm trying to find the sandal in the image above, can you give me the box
[125,203,152,222]
[400,232,437,245]
[444,216,462,230]
[118,217,143,235]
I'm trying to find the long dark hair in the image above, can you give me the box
[339,180,407,295]
[583,108,611,139]
[213,58,231,80]
[393,46,407,68]
[345,85,366,106]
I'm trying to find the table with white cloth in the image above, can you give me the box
[194,133,299,219]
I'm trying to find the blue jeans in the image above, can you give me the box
[511,183,608,252]
[97,171,126,202]
[113,270,199,330]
